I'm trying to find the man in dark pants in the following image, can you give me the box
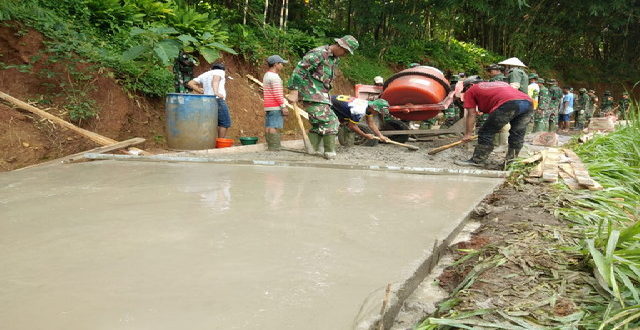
[455,76,533,168]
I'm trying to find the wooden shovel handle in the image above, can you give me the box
[427,135,477,155]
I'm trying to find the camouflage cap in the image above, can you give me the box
[579,88,587,93]
[537,78,545,84]
[486,63,503,71]
[548,79,557,84]
[528,73,539,79]
[604,90,611,95]
[408,63,420,68]
[334,35,359,54]
[368,98,390,116]
[622,91,630,96]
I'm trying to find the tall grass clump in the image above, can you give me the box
[559,99,640,328]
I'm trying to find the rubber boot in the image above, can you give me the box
[503,147,522,169]
[266,133,281,151]
[454,144,494,168]
[322,134,337,160]
[308,132,322,154]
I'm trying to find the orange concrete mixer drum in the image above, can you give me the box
[380,66,451,121]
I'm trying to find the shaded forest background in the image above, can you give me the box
[1,0,639,119]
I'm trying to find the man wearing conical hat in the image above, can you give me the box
[498,57,528,94]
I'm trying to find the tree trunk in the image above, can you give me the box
[283,0,289,29]
[263,0,269,26]
[279,0,285,29]
[243,0,249,25]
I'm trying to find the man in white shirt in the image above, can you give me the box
[187,63,232,138]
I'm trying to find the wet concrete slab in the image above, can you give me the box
[0,161,502,330]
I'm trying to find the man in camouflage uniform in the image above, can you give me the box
[586,90,598,121]
[616,92,631,120]
[487,64,506,82]
[287,35,358,160]
[600,91,615,116]
[574,88,590,129]
[533,78,551,132]
[173,51,198,93]
[547,79,563,131]
[499,57,528,94]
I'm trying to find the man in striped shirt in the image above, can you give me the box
[263,55,289,151]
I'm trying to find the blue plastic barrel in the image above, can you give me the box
[165,93,219,150]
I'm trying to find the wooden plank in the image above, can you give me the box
[292,103,314,154]
[563,149,581,163]
[1,91,149,155]
[17,138,145,170]
[1,91,116,145]
[571,162,596,187]
[559,170,582,190]
[246,74,309,120]
[529,162,543,177]
[541,148,561,183]
[521,152,543,164]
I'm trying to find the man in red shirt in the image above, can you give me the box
[455,76,533,167]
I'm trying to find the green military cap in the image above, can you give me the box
[579,88,587,93]
[334,35,359,54]
[486,64,503,71]
[537,78,545,84]
[528,73,539,79]
[408,63,420,68]
[622,91,630,96]
[548,79,557,84]
[369,99,390,116]
[604,90,611,95]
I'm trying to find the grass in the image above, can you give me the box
[418,102,639,329]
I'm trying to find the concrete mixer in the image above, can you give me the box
[353,65,458,143]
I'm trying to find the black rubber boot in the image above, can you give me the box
[454,144,494,167]
[504,147,522,169]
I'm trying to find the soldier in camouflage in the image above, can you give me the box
[586,90,598,121]
[600,91,615,116]
[173,51,198,93]
[286,35,359,160]
[616,92,631,120]
[477,64,505,128]
[575,88,590,129]
[547,79,563,131]
[533,78,551,132]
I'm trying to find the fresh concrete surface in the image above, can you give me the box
[0,161,502,329]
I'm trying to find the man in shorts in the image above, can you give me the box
[262,55,289,151]
[187,63,232,138]
[558,86,574,132]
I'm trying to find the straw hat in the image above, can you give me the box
[498,57,527,68]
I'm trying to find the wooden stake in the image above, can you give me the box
[292,102,314,154]
[427,135,477,155]
[377,283,392,330]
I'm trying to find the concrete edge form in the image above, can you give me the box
[167,139,305,156]
[374,196,492,330]
[83,153,510,178]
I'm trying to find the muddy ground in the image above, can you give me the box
[391,182,602,329]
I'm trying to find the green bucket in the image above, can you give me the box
[239,136,259,145]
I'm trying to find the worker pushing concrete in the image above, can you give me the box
[286,35,359,159]
[455,76,533,168]
[331,95,391,146]
[262,55,289,151]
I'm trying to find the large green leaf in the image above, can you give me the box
[205,42,237,55]
[199,47,220,63]
[121,45,149,61]
[177,34,198,45]
[153,39,181,65]
[129,27,146,36]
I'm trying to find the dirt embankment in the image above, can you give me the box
[0,24,355,171]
